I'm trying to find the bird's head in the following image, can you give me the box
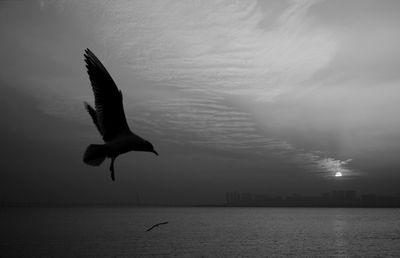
[142,140,159,156]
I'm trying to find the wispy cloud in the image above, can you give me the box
[85,0,336,99]
[38,0,354,178]
[316,158,354,178]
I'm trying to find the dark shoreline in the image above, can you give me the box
[1,203,400,208]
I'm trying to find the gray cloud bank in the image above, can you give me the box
[1,0,400,204]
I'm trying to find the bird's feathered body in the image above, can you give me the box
[146,221,168,232]
[83,48,158,181]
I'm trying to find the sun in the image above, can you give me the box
[335,172,342,177]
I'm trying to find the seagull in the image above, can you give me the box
[146,221,168,232]
[83,48,158,181]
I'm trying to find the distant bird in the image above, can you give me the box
[146,221,168,232]
[83,48,158,181]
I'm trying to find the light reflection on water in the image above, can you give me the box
[334,214,347,257]
[1,207,400,257]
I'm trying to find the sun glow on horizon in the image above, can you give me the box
[335,172,342,177]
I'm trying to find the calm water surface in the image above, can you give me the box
[1,207,400,257]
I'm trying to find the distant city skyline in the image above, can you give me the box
[2,188,400,208]
[225,190,400,207]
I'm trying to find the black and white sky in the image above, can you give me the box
[1,0,400,204]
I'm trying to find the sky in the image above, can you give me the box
[1,0,400,205]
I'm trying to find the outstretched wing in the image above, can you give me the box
[84,48,131,141]
[84,102,103,136]
[146,221,168,232]
[146,225,157,232]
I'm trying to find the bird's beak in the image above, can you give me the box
[152,150,159,156]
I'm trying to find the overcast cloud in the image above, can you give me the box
[1,0,400,204]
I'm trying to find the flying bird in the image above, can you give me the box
[83,48,158,181]
[146,221,168,232]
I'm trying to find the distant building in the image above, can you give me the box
[254,194,269,203]
[287,194,303,202]
[241,192,252,202]
[225,193,231,204]
[333,190,345,200]
[321,192,330,200]
[226,191,242,204]
[345,190,357,200]
[362,193,377,202]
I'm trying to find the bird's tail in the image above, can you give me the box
[83,144,108,166]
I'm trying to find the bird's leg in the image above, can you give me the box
[110,157,116,181]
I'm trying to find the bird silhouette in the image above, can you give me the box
[146,221,168,232]
[83,48,158,181]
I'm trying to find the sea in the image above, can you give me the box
[1,207,400,257]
